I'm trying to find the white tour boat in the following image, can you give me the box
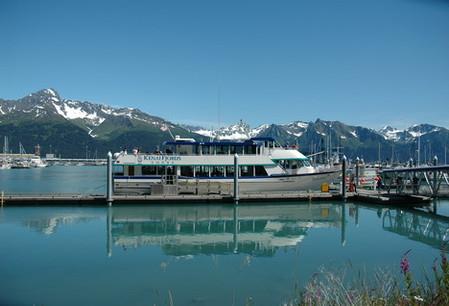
[113,136,340,195]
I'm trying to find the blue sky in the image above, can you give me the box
[1,0,449,129]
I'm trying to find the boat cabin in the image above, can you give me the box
[113,137,312,179]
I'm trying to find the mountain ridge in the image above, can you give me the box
[1,89,448,162]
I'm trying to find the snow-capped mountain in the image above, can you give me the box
[283,121,309,138]
[187,120,270,140]
[0,89,197,157]
[378,126,403,141]
[378,124,445,142]
[0,88,178,138]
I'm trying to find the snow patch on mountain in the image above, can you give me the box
[287,130,304,137]
[408,131,422,138]
[195,129,214,138]
[252,124,270,135]
[295,122,309,129]
[378,126,403,141]
[45,88,57,97]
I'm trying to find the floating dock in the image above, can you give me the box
[1,191,341,205]
[353,190,432,206]
[0,190,432,207]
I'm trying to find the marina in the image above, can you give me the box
[0,160,447,207]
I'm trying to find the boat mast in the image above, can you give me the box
[378,143,381,166]
[417,129,421,166]
[445,145,447,165]
[3,136,7,155]
[19,142,26,155]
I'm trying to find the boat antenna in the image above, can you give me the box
[217,85,221,132]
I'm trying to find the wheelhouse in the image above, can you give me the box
[162,138,266,156]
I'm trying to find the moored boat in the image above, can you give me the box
[113,137,340,195]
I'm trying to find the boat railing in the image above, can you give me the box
[160,175,178,186]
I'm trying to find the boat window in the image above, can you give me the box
[195,166,209,177]
[166,166,175,175]
[245,145,256,154]
[274,160,285,168]
[225,166,235,177]
[113,165,124,176]
[255,166,268,176]
[177,144,195,155]
[303,159,311,167]
[202,145,210,155]
[211,166,224,177]
[240,166,254,177]
[142,166,157,175]
[230,146,243,154]
[216,145,227,155]
[291,160,299,169]
[128,166,135,176]
[180,166,194,177]
[156,166,165,175]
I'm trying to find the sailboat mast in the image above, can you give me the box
[378,143,381,165]
[417,131,421,166]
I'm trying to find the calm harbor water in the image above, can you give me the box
[0,166,449,305]
[0,165,106,194]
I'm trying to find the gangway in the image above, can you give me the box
[380,161,449,197]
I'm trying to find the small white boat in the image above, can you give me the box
[30,156,47,168]
[11,160,31,169]
[0,161,11,169]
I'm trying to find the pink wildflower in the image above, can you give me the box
[401,256,410,274]
[401,250,411,275]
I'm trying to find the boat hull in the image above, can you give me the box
[114,170,340,195]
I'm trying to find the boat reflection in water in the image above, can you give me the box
[106,203,345,257]
[10,203,448,256]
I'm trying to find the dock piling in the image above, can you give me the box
[234,154,239,204]
[341,155,347,200]
[106,152,114,206]
[433,156,438,197]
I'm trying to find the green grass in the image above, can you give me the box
[295,250,449,306]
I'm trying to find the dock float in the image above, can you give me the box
[353,190,432,206]
[1,192,342,205]
[0,190,433,207]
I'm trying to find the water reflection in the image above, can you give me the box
[381,208,449,249]
[2,207,102,235]
[107,204,344,257]
[5,202,449,255]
